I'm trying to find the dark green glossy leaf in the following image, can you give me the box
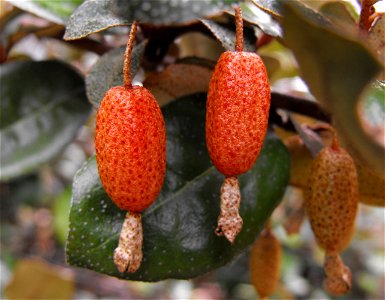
[201,19,257,52]
[85,40,147,108]
[282,1,384,175]
[0,60,91,181]
[8,0,83,24]
[64,0,234,40]
[66,93,290,281]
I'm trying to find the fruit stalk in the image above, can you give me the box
[235,7,243,52]
[358,0,377,31]
[123,21,138,87]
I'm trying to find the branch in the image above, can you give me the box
[271,92,331,123]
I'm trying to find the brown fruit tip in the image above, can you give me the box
[323,254,352,296]
[215,176,243,243]
[113,211,143,273]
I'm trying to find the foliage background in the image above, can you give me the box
[1,0,384,299]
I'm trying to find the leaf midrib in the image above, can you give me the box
[81,164,215,253]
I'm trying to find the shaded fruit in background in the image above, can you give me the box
[305,136,358,295]
[206,7,270,243]
[285,134,385,207]
[250,222,281,300]
[94,21,166,273]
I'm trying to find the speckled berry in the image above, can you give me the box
[95,85,166,213]
[206,51,270,177]
[305,144,358,254]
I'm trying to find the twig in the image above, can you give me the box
[271,92,331,123]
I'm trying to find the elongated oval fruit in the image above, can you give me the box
[95,86,166,213]
[94,22,166,273]
[285,134,385,207]
[206,8,270,243]
[305,137,358,295]
[206,51,270,175]
[305,142,358,254]
[249,225,281,300]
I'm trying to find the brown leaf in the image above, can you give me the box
[144,62,212,106]
[5,258,75,300]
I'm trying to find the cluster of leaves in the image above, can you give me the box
[1,0,384,290]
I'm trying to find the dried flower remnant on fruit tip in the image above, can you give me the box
[215,177,243,244]
[114,212,143,273]
[324,254,352,296]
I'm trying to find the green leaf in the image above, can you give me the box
[64,0,233,40]
[7,0,83,24]
[53,188,72,245]
[0,60,91,181]
[201,19,257,52]
[66,93,290,281]
[282,1,384,175]
[85,40,147,108]
[361,81,385,127]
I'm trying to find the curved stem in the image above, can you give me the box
[235,7,244,52]
[123,21,138,88]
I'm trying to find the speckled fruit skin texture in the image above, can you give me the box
[206,51,270,177]
[95,85,166,213]
[305,146,358,254]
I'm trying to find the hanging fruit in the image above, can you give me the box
[305,134,358,295]
[206,7,271,243]
[94,21,166,273]
[249,221,282,300]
